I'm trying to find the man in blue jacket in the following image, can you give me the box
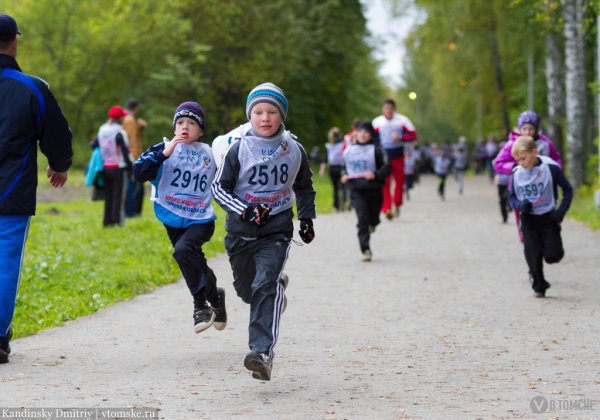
[0,14,73,364]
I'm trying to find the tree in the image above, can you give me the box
[562,0,589,186]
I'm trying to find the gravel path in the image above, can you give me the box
[1,175,599,419]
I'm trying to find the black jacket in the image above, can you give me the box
[0,54,72,215]
[212,134,316,239]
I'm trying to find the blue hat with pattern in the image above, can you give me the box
[246,82,288,121]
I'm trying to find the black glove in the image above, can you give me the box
[517,200,532,214]
[549,210,564,223]
[298,219,315,244]
[241,204,271,226]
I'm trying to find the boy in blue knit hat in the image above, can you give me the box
[133,102,227,333]
[212,82,316,381]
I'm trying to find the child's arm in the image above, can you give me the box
[373,146,391,181]
[211,142,247,215]
[292,144,317,221]
[493,140,516,175]
[545,136,563,168]
[549,165,573,222]
[132,142,168,182]
[116,132,133,171]
[507,175,532,213]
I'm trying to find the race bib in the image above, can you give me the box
[343,144,376,178]
[155,142,216,220]
[234,132,302,215]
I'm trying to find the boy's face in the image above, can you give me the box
[519,123,536,137]
[250,103,282,137]
[513,148,538,170]
[356,129,371,144]
[175,117,203,143]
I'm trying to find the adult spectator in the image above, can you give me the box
[0,14,73,364]
[372,99,417,219]
[96,105,132,227]
[122,98,147,217]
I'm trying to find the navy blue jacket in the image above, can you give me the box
[0,54,72,215]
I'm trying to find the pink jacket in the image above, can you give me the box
[493,131,562,175]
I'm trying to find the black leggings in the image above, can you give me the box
[165,222,218,305]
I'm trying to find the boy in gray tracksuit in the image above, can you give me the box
[212,82,316,381]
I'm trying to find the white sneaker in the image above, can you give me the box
[362,249,372,262]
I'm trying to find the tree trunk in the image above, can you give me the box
[544,31,566,156]
[562,0,588,187]
[487,0,511,137]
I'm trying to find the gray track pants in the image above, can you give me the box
[224,233,290,358]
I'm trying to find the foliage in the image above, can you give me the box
[569,184,600,231]
[1,0,385,166]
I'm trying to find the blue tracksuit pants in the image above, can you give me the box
[0,215,30,337]
[224,233,290,359]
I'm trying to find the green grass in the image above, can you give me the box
[15,199,226,338]
[568,184,600,231]
[13,165,334,338]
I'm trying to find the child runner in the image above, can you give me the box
[372,99,417,220]
[341,121,391,262]
[432,145,451,200]
[133,102,226,333]
[452,137,468,195]
[404,147,416,201]
[508,136,572,297]
[494,141,510,223]
[319,127,347,211]
[494,110,563,239]
[494,110,562,173]
[212,82,316,381]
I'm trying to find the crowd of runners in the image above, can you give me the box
[318,104,572,301]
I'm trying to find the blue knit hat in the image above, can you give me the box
[246,82,288,121]
[517,110,540,130]
[173,102,205,132]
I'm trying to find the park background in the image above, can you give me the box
[2,0,600,337]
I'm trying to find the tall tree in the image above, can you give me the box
[486,0,511,136]
[562,0,588,186]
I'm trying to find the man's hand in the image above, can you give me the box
[47,166,68,188]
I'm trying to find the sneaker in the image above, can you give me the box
[393,208,400,218]
[244,351,273,381]
[362,249,372,262]
[0,328,12,364]
[534,290,546,298]
[193,306,215,333]
[212,288,227,331]
[384,210,393,221]
[368,225,376,234]
[280,274,289,313]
